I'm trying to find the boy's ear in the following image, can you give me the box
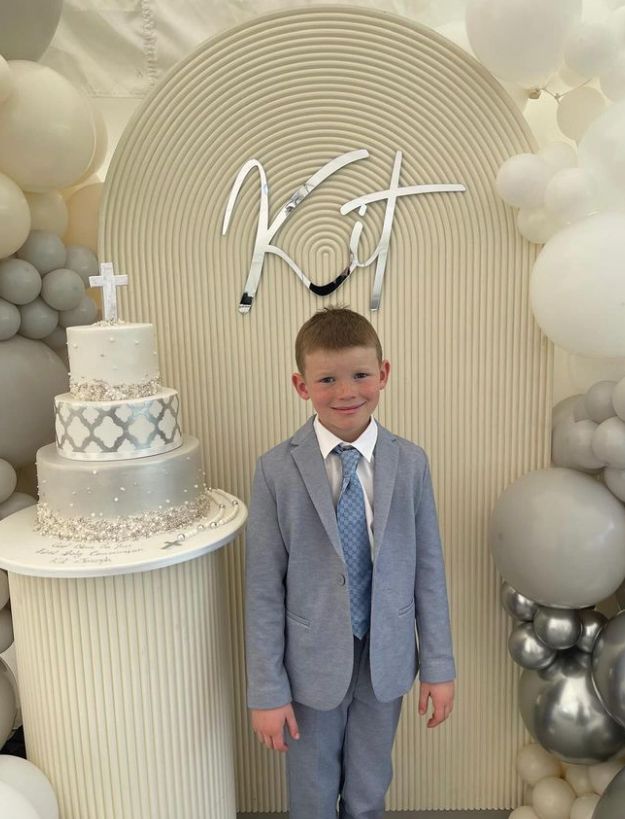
[291,372,310,400]
[379,359,391,390]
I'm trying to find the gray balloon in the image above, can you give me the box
[592,611,625,728]
[573,397,591,421]
[585,381,617,424]
[552,394,582,431]
[0,0,63,60]
[59,294,98,328]
[0,335,68,467]
[17,230,66,274]
[610,374,625,422]
[604,467,625,502]
[41,268,85,311]
[593,767,625,819]
[42,326,67,350]
[501,582,538,621]
[593,417,625,469]
[0,299,20,341]
[552,417,603,471]
[534,606,582,650]
[0,492,35,521]
[509,622,556,670]
[65,245,98,286]
[519,650,625,764]
[0,258,42,305]
[577,609,607,653]
[18,297,58,340]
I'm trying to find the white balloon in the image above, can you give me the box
[0,608,13,652]
[0,55,13,104]
[539,141,578,173]
[0,172,31,259]
[530,213,625,357]
[592,417,625,467]
[0,492,36,520]
[509,808,540,819]
[0,756,58,819]
[604,466,625,501]
[564,764,593,796]
[25,191,68,237]
[532,776,575,819]
[517,743,562,786]
[0,61,95,192]
[496,153,553,209]
[557,87,606,143]
[0,459,17,504]
[570,793,600,819]
[612,374,625,419]
[585,380,617,423]
[0,299,21,341]
[18,297,58,340]
[0,782,39,819]
[563,21,619,80]
[0,0,63,61]
[465,0,582,86]
[551,417,603,471]
[600,53,625,101]
[543,168,598,224]
[517,207,562,244]
[578,100,625,210]
[589,759,624,794]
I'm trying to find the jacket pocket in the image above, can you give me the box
[286,609,311,629]
[398,600,415,617]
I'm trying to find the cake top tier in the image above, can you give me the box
[68,322,161,401]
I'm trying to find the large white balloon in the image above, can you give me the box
[543,168,598,224]
[0,782,39,819]
[0,61,95,192]
[563,22,619,80]
[0,55,13,104]
[517,743,562,786]
[539,142,577,173]
[532,776,576,819]
[496,153,553,209]
[530,213,625,357]
[0,756,58,819]
[0,172,31,258]
[0,0,63,61]
[465,0,582,86]
[490,468,625,607]
[517,208,561,244]
[570,793,600,819]
[556,87,606,143]
[578,100,625,210]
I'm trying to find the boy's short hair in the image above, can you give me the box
[295,307,383,374]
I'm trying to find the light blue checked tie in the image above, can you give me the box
[335,445,372,639]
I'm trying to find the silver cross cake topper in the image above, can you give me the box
[89,262,128,321]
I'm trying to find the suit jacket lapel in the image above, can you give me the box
[290,418,343,560]
[373,424,399,556]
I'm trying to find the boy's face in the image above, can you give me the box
[292,346,390,442]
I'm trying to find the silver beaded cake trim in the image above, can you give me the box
[35,488,212,543]
[69,376,162,401]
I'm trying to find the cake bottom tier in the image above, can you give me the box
[8,553,236,819]
[36,436,208,541]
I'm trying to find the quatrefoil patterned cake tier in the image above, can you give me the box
[55,388,183,461]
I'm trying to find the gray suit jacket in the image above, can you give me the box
[245,417,455,711]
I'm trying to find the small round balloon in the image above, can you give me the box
[501,582,538,621]
[534,607,581,650]
[0,60,95,191]
[18,298,58,340]
[539,142,578,173]
[557,87,606,143]
[0,755,58,819]
[0,660,17,748]
[591,611,625,727]
[509,808,539,819]
[517,743,562,786]
[0,258,42,306]
[509,622,557,669]
[490,468,625,608]
[0,0,63,61]
[0,460,16,504]
[520,651,625,763]
[532,776,575,819]
[64,245,98,286]
[25,191,68,237]
[41,268,85,311]
[531,213,625,357]
[576,609,606,653]
[543,168,598,225]
[551,418,603,472]
[563,21,619,80]
[17,230,66,274]
[517,207,561,245]
[611,374,625,420]
[58,294,98,328]
[584,380,617,424]
[564,764,593,796]
[496,154,553,209]
[0,608,13,653]
[0,299,21,341]
[570,793,600,819]
[0,172,31,258]
[593,417,625,468]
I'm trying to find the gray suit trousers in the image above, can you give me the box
[286,635,402,819]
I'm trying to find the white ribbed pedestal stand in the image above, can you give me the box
[0,498,246,819]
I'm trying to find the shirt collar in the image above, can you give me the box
[313,415,378,463]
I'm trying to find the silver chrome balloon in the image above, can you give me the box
[592,610,625,728]
[501,581,538,621]
[508,622,556,670]
[576,609,607,653]
[534,606,582,650]
[593,766,625,819]
[519,650,625,764]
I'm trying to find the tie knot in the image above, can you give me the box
[335,445,362,481]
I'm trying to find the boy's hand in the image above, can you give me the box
[418,681,455,728]
[251,704,300,752]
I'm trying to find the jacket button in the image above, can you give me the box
[337,574,346,586]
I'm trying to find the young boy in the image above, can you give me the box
[245,307,455,819]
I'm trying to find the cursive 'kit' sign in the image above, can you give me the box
[223,149,466,314]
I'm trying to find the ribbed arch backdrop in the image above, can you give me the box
[101,6,551,811]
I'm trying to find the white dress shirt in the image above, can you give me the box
[313,415,377,558]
